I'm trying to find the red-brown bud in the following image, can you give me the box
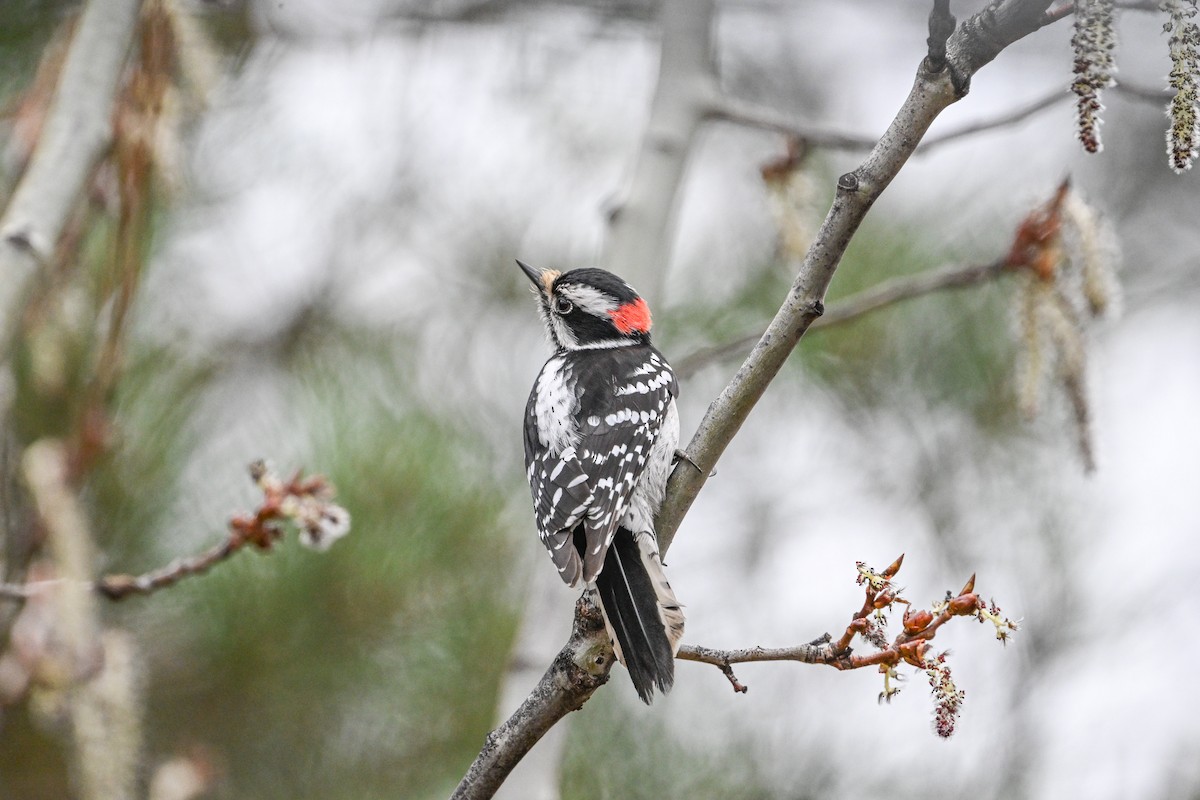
[903,608,934,633]
[948,593,981,615]
[898,640,930,668]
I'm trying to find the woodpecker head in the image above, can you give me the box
[517,260,652,351]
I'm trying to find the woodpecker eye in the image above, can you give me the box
[554,296,574,315]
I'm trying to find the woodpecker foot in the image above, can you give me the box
[673,449,703,474]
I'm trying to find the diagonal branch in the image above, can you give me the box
[451,597,614,800]
[656,0,1057,555]
[457,2,1061,797]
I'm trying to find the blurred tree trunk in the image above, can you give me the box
[601,0,718,306]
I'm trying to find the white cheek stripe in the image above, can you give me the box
[560,284,619,317]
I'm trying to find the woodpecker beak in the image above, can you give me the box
[516,259,559,296]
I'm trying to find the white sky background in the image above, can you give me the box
[141,1,1200,797]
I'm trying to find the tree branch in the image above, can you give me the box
[0,0,144,352]
[674,257,1008,378]
[0,463,350,603]
[708,87,1067,155]
[679,556,1017,741]
[713,79,1172,154]
[462,3,1060,795]
[451,596,615,800]
[1112,81,1176,103]
[656,0,1057,555]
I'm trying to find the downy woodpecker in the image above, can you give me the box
[518,259,684,704]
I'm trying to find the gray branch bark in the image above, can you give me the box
[452,597,614,800]
[458,2,1060,798]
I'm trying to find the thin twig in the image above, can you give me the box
[1111,81,1175,103]
[0,532,255,603]
[710,87,1067,156]
[0,463,349,603]
[674,258,1007,379]
[678,560,1015,698]
[677,636,837,692]
[715,78,1170,156]
[96,536,246,600]
[920,91,1063,152]
[705,97,877,150]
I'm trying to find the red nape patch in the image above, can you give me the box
[608,297,652,334]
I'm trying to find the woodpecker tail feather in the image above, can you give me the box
[594,528,685,704]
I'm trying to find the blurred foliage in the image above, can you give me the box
[87,351,210,560]
[562,699,781,800]
[1,331,523,798]
[812,220,1017,424]
[117,345,520,799]
[663,216,1019,427]
[0,1,75,100]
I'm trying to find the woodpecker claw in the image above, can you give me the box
[673,449,703,473]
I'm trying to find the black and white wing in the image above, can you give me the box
[572,349,676,582]
[524,353,594,586]
[524,347,677,586]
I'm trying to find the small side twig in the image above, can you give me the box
[0,461,350,603]
[920,90,1062,152]
[708,87,1067,156]
[677,634,837,693]
[676,556,1018,738]
[674,257,1006,378]
[924,0,957,76]
[96,535,244,601]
